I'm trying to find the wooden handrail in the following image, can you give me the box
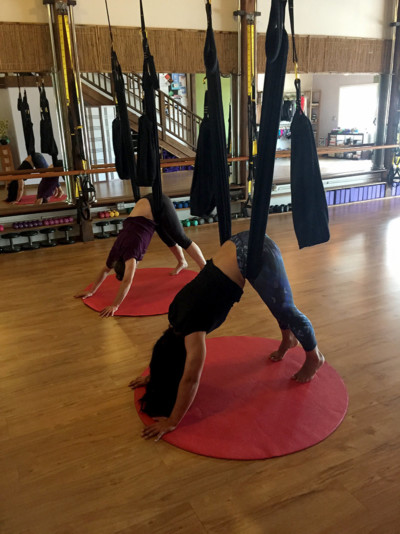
[0,145,397,182]
[81,71,203,152]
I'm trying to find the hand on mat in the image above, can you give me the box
[128,376,150,389]
[99,305,119,318]
[141,418,176,441]
[74,289,93,299]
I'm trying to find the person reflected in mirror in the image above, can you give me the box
[35,159,64,204]
[5,153,48,204]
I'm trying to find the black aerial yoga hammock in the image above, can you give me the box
[196,0,231,245]
[246,0,329,279]
[136,0,162,215]
[38,82,59,166]
[246,0,288,279]
[105,0,140,202]
[288,1,329,249]
[190,90,215,216]
[17,84,35,156]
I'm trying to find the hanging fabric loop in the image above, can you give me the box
[289,0,330,249]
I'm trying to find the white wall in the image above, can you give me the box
[313,73,377,142]
[0,0,394,38]
[0,89,19,167]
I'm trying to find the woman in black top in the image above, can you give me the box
[130,231,325,441]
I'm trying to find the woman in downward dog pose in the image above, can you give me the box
[130,230,325,440]
[75,193,206,317]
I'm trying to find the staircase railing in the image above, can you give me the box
[81,71,202,152]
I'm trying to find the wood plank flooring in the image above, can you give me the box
[1,197,400,533]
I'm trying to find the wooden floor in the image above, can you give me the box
[1,197,400,534]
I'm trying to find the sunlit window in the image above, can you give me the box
[338,84,378,141]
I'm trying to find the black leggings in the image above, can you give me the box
[145,194,192,249]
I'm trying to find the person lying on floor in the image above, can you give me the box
[74,193,206,317]
[35,159,64,204]
[129,230,325,441]
[5,153,48,204]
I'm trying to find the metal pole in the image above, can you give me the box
[68,4,92,169]
[237,0,241,175]
[46,3,74,203]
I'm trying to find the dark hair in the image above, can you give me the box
[6,180,19,202]
[140,327,187,417]
[113,258,125,281]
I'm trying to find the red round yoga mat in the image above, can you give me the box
[18,194,67,205]
[134,336,348,460]
[83,267,197,316]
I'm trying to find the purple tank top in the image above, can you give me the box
[106,216,156,268]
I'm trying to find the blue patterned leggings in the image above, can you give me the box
[230,231,317,351]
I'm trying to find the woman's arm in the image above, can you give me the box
[99,258,137,317]
[13,180,25,203]
[74,265,111,299]
[141,331,207,441]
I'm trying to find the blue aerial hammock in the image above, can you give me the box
[190,0,231,245]
[246,0,329,279]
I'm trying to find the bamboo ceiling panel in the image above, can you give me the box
[77,26,238,74]
[0,22,391,76]
[0,23,53,73]
[76,26,102,73]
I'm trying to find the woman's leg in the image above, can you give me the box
[249,236,324,382]
[168,244,188,275]
[269,329,298,362]
[184,242,206,270]
[156,195,206,270]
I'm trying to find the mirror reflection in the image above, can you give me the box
[0,70,384,215]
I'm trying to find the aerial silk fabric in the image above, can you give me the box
[202,1,231,244]
[136,113,157,187]
[190,91,215,217]
[39,85,59,166]
[134,337,348,460]
[18,90,35,156]
[111,49,140,202]
[246,0,289,280]
[290,99,330,248]
[136,0,162,214]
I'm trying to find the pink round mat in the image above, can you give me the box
[134,336,348,459]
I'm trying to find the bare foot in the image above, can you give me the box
[292,348,325,383]
[170,260,188,275]
[269,330,299,362]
